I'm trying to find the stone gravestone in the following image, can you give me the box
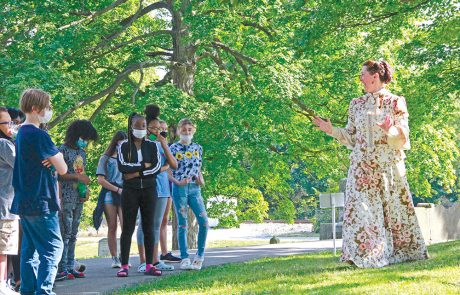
[338,178,347,222]
[98,238,120,257]
[319,182,346,241]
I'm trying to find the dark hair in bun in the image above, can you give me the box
[363,59,393,84]
[144,104,160,125]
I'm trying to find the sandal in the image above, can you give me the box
[117,268,129,277]
[144,266,162,276]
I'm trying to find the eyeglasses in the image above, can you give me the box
[147,126,162,132]
[0,122,16,128]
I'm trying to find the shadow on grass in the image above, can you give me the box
[112,240,460,295]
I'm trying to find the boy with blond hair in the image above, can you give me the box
[11,89,67,295]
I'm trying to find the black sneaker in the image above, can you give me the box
[55,271,68,281]
[160,252,181,263]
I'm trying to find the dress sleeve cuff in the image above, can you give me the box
[387,126,406,150]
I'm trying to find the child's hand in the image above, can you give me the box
[177,178,191,186]
[80,188,90,203]
[78,174,90,185]
[42,159,52,168]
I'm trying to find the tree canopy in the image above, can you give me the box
[1,0,458,225]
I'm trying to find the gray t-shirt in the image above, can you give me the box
[0,138,17,220]
[96,155,123,197]
[59,144,87,204]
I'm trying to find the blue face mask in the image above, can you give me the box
[76,138,88,149]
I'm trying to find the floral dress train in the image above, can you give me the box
[331,88,428,268]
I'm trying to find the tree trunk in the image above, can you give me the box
[169,2,199,251]
[170,6,197,96]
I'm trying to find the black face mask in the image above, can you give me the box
[160,131,168,138]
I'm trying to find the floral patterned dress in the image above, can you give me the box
[331,88,428,268]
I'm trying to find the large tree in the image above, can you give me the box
[1,0,458,235]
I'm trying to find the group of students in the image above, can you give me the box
[0,88,209,295]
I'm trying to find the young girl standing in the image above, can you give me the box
[116,112,175,277]
[169,118,208,270]
[136,105,178,271]
[96,131,127,268]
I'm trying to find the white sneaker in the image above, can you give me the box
[180,258,193,270]
[0,282,19,295]
[111,256,121,268]
[155,261,174,271]
[137,262,146,273]
[191,256,204,270]
[74,260,86,272]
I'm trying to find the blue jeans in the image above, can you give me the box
[20,211,63,295]
[58,202,83,272]
[172,183,208,259]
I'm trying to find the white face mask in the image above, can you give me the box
[38,109,53,124]
[180,134,193,144]
[132,129,147,139]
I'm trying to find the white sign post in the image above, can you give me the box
[319,193,345,256]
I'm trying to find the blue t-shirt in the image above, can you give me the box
[156,144,171,198]
[11,124,60,216]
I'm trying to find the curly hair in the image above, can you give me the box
[144,104,161,125]
[64,120,99,147]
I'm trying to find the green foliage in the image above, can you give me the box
[236,187,269,223]
[0,0,458,227]
[206,196,239,228]
[270,197,296,224]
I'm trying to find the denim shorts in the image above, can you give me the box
[104,192,114,205]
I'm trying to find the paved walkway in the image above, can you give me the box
[55,239,343,295]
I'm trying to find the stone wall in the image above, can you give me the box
[415,202,460,245]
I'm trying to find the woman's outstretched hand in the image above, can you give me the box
[377,115,392,133]
[312,116,333,135]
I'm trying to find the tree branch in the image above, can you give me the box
[94,0,146,50]
[89,92,115,121]
[132,64,144,103]
[58,0,129,30]
[49,61,159,128]
[87,30,173,61]
[291,97,316,120]
[146,50,173,58]
[197,51,227,73]
[339,0,430,29]
[154,71,172,87]
[211,41,257,64]
[241,21,273,39]
[95,1,171,50]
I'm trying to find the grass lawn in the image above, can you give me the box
[112,240,460,295]
[75,239,306,260]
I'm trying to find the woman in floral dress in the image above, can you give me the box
[313,60,428,268]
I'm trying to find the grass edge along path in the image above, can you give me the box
[112,240,460,295]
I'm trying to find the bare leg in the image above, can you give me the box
[104,204,120,257]
[0,255,7,281]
